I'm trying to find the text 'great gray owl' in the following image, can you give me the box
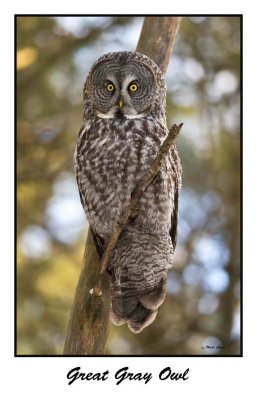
[74,51,182,333]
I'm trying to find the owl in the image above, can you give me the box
[74,51,182,333]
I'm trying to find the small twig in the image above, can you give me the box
[100,123,183,274]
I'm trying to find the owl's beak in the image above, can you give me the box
[118,99,123,109]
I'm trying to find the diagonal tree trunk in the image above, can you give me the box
[136,17,181,74]
[63,16,182,355]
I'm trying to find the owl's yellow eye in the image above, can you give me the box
[106,83,115,92]
[129,83,138,92]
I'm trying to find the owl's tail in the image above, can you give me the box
[109,228,173,333]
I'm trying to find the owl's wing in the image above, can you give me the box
[75,127,105,258]
[76,182,104,257]
[169,144,182,250]
[76,181,104,258]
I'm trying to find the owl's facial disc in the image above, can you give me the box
[91,61,156,119]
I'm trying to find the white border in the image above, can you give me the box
[1,2,256,398]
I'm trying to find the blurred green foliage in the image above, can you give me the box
[17,16,241,355]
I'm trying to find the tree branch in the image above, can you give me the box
[64,16,182,355]
[136,17,182,74]
[63,231,110,355]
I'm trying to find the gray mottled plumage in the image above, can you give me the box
[74,51,182,333]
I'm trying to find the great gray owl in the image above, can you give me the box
[74,51,182,333]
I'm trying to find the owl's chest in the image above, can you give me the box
[83,128,156,188]
[76,120,164,237]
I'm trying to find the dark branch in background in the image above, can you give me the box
[63,16,182,355]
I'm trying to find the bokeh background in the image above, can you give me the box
[16,16,241,355]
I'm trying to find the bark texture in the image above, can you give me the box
[63,230,110,354]
[136,17,182,75]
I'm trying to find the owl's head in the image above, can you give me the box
[84,51,166,120]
